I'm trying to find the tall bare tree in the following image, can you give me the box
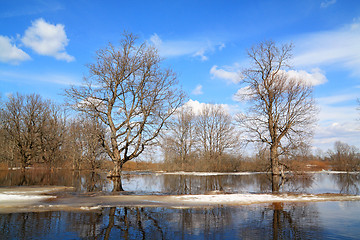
[65,33,184,179]
[236,41,317,191]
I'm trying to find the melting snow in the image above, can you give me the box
[171,193,360,205]
[0,193,54,202]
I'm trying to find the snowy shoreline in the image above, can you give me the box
[1,186,360,213]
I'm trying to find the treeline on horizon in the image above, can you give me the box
[0,92,359,172]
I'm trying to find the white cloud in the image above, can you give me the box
[320,0,336,8]
[0,35,31,64]
[313,93,360,149]
[232,86,254,102]
[293,18,360,75]
[314,122,360,148]
[191,84,203,95]
[210,65,242,84]
[21,18,74,62]
[182,99,231,115]
[149,33,224,61]
[285,68,327,86]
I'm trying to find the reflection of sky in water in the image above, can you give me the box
[122,174,164,193]
[1,169,359,195]
[2,201,360,239]
[117,172,360,195]
[311,173,339,193]
[316,201,360,239]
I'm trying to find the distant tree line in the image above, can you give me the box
[0,93,107,170]
[1,92,359,173]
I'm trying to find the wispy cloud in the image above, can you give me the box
[191,84,203,95]
[320,0,337,8]
[313,93,360,149]
[0,35,31,64]
[293,18,360,75]
[149,33,224,61]
[317,94,358,105]
[0,0,64,18]
[21,18,74,62]
[0,70,81,86]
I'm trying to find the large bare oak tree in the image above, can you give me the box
[236,41,317,191]
[65,33,184,179]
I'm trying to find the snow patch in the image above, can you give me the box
[0,193,55,202]
[171,193,360,204]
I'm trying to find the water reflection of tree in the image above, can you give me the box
[96,206,233,239]
[162,174,268,194]
[161,174,314,195]
[0,204,325,239]
[332,173,360,195]
[98,207,167,239]
[238,203,323,239]
[278,173,314,193]
[0,169,109,193]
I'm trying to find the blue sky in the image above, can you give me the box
[0,0,359,152]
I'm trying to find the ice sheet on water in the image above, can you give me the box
[0,186,71,204]
[0,193,54,202]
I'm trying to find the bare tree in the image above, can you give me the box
[39,102,66,168]
[162,103,239,171]
[2,93,66,169]
[161,106,196,168]
[65,33,184,179]
[196,104,238,158]
[235,41,317,191]
[66,116,106,170]
[328,141,360,171]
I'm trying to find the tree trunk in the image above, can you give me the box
[108,160,125,191]
[272,174,280,192]
[112,176,124,191]
[270,144,280,192]
[112,160,122,177]
[270,144,280,175]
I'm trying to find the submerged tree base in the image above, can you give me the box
[108,176,124,192]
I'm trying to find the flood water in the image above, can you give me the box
[1,169,360,239]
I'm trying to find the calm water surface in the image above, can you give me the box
[1,169,360,239]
